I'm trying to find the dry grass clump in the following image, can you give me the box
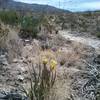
[56,48,80,67]
[21,54,57,100]
[40,50,56,61]
[0,23,22,62]
[40,43,81,66]
[0,23,9,49]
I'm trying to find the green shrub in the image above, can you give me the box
[0,11,53,38]
[19,16,41,38]
[0,11,19,25]
[96,33,100,38]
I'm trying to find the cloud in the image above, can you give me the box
[80,2,100,10]
[63,0,100,11]
[14,0,48,4]
[14,0,57,4]
[80,1,100,11]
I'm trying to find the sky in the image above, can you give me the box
[14,0,100,12]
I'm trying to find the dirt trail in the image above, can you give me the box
[59,30,100,53]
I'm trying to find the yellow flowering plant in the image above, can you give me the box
[50,59,57,71]
[42,57,48,65]
[21,54,57,100]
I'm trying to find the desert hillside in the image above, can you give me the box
[0,0,100,100]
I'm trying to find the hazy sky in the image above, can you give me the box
[14,0,100,11]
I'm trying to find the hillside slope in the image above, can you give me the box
[0,0,69,14]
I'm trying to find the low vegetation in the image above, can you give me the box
[0,23,9,49]
[20,56,57,100]
[0,11,20,25]
[0,9,100,100]
[0,11,58,39]
[96,33,100,38]
[19,16,41,38]
[0,11,48,38]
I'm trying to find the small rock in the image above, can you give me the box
[17,75,24,82]
[0,54,7,58]
[0,93,6,99]
[13,58,19,63]
[0,55,8,65]
[94,55,100,64]
[25,39,30,42]
[13,58,23,63]
[0,91,28,100]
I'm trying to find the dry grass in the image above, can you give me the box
[56,48,80,67]
[0,23,22,62]
[0,23,9,49]
[20,56,57,100]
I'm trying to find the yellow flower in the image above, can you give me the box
[50,59,57,70]
[42,57,48,65]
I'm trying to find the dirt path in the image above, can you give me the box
[59,30,100,53]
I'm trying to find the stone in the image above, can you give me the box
[0,91,28,100]
[0,55,8,65]
[17,75,24,82]
[94,55,100,64]
[13,58,19,63]
[0,93,6,99]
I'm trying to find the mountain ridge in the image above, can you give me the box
[0,0,70,14]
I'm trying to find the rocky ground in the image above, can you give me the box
[0,30,100,100]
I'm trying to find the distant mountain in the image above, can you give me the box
[0,0,70,13]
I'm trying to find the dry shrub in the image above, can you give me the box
[72,41,95,59]
[56,48,80,66]
[22,39,41,59]
[0,24,9,49]
[0,23,22,62]
[66,51,80,63]
[40,50,56,61]
[7,39,22,62]
[20,57,57,100]
[40,46,80,67]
